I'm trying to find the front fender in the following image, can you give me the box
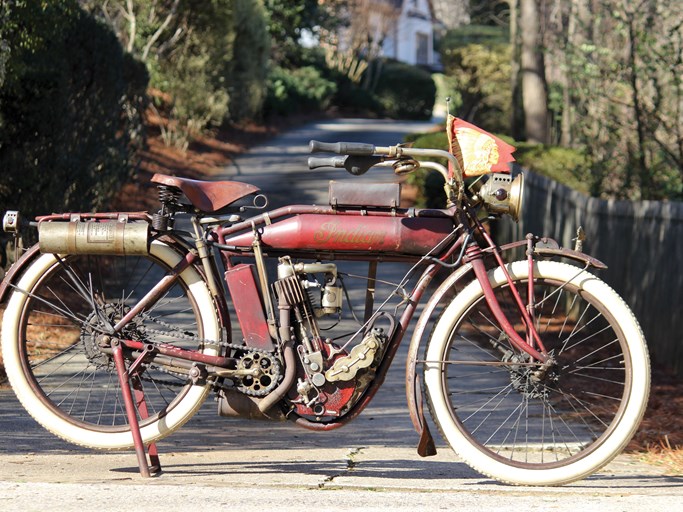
[535,246,607,269]
[406,262,474,456]
[405,240,607,456]
[499,238,608,270]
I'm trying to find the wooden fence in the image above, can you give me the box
[497,170,683,376]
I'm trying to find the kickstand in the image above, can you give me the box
[132,375,162,474]
[111,341,162,477]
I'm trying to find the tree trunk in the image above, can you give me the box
[509,0,525,140]
[561,0,592,147]
[520,0,549,144]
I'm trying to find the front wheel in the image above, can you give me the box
[424,260,650,486]
[1,240,221,450]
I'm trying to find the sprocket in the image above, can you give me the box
[81,303,144,368]
[235,350,282,397]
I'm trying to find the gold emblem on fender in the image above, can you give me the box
[313,220,386,246]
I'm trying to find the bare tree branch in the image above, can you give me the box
[125,0,136,54]
[141,0,181,62]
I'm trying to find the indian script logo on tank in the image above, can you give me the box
[313,220,386,248]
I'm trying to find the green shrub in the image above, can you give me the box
[439,26,511,133]
[0,0,147,219]
[152,0,269,140]
[373,59,436,120]
[265,65,337,116]
[405,129,448,148]
[263,57,436,120]
[331,75,384,117]
[84,0,270,137]
[511,143,591,195]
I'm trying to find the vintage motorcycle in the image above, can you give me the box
[0,117,650,486]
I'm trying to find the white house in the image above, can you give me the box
[376,0,438,68]
[325,0,441,70]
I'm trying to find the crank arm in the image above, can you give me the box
[213,367,263,378]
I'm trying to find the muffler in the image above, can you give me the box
[217,388,286,421]
[38,214,149,255]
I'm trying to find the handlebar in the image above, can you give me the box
[308,138,465,204]
[308,156,347,169]
[309,140,376,156]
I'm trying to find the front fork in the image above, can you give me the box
[466,232,548,364]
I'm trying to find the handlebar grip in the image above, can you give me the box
[309,140,376,156]
[308,156,347,169]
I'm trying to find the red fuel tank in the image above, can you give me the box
[224,214,454,255]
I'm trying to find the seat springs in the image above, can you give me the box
[153,186,183,231]
[158,185,182,206]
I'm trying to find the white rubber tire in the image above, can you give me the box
[424,260,650,486]
[1,240,220,450]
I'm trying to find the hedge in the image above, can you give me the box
[0,0,147,220]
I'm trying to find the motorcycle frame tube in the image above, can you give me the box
[120,339,234,369]
[101,239,233,370]
[216,204,455,243]
[468,215,548,359]
[216,206,457,269]
[217,205,552,430]
[467,254,546,363]
[112,251,198,332]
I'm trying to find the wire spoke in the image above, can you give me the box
[437,273,630,469]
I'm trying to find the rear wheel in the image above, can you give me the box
[424,260,650,485]
[1,240,221,449]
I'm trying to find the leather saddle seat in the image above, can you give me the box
[151,173,261,213]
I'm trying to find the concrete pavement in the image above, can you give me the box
[0,446,678,511]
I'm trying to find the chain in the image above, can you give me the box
[137,367,190,388]
[137,312,282,396]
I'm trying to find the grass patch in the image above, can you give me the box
[639,439,683,476]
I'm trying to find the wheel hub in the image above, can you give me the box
[80,303,145,366]
[506,354,559,400]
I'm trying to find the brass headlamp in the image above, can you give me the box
[475,172,525,221]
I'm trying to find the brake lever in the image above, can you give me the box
[307,155,385,176]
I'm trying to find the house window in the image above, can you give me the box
[416,32,429,65]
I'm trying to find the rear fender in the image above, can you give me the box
[0,244,41,305]
[0,236,231,335]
